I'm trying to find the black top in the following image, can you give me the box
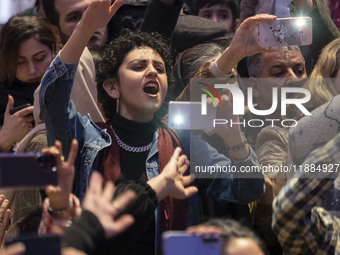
[111,114,156,184]
[110,115,157,255]
[0,79,39,126]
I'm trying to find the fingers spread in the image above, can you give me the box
[182,174,196,187]
[102,181,115,202]
[184,186,198,198]
[106,214,134,238]
[171,147,182,161]
[89,171,103,196]
[111,190,136,217]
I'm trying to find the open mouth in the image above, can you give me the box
[143,82,159,95]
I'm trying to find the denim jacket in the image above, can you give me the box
[39,53,265,223]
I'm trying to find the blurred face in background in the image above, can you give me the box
[198,4,235,33]
[16,37,54,83]
[54,0,107,49]
[54,0,91,42]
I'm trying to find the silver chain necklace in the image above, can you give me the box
[110,125,153,153]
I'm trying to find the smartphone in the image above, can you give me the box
[5,234,61,255]
[0,153,57,188]
[258,17,312,47]
[168,101,217,130]
[9,103,32,115]
[162,231,221,255]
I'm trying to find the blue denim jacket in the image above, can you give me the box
[39,54,264,227]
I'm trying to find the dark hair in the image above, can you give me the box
[96,29,172,120]
[0,14,57,84]
[194,0,240,20]
[41,0,59,27]
[203,219,267,254]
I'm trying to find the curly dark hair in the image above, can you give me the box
[96,29,172,120]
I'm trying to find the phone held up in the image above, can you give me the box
[0,153,57,188]
[162,231,221,255]
[9,103,32,115]
[168,101,217,130]
[258,17,312,47]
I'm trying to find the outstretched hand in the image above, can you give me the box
[42,139,78,210]
[80,0,124,35]
[148,147,198,201]
[82,172,136,238]
[229,14,277,59]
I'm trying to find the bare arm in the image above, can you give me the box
[215,14,277,74]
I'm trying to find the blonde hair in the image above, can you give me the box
[287,38,340,119]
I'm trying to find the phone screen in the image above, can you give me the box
[162,231,221,255]
[0,153,57,188]
[258,17,312,47]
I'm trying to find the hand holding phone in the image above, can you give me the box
[9,103,32,115]
[0,96,34,151]
[258,17,312,47]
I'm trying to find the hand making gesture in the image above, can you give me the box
[61,0,124,64]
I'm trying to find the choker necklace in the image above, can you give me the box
[110,125,153,153]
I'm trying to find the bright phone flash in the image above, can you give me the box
[174,115,183,125]
[295,18,306,28]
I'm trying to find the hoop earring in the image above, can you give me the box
[116,99,120,114]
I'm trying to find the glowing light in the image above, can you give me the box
[295,18,306,28]
[174,115,183,125]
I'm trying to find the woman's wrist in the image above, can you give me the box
[223,133,250,161]
[47,195,74,219]
[48,193,72,210]
[147,174,169,201]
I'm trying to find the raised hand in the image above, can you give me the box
[60,0,124,64]
[82,171,135,238]
[42,139,78,211]
[80,0,125,34]
[229,14,277,59]
[148,147,198,201]
[215,14,277,75]
[0,95,33,152]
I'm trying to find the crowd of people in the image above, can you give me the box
[0,0,339,254]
